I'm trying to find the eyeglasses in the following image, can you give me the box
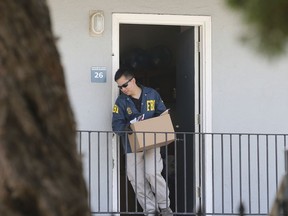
[118,77,133,90]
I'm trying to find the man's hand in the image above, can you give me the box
[125,124,133,135]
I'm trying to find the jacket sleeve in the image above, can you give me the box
[154,90,167,117]
[112,99,129,134]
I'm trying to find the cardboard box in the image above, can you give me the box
[128,111,175,152]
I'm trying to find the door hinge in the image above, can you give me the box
[196,41,201,53]
[196,114,201,125]
[197,186,201,198]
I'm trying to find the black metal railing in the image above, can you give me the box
[76,131,288,216]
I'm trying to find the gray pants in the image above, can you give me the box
[126,148,170,213]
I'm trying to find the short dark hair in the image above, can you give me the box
[114,68,135,82]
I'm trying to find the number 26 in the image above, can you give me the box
[94,72,104,79]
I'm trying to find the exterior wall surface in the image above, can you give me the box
[46,0,288,213]
[47,0,288,133]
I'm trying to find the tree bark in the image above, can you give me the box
[0,1,90,215]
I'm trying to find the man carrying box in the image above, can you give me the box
[112,68,173,216]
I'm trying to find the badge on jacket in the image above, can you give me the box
[113,104,119,113]
[127,107,132,115]
[147,100,155,111]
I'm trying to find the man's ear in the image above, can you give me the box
[132,77,136,84]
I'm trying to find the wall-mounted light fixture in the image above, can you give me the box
[89,10,104,36]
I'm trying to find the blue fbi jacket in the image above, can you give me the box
[112,86,166,153]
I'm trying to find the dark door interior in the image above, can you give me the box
[176,27,195,212]
[119,24,196,214]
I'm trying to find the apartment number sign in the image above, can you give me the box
[91,66,106,83]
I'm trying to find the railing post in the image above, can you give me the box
[239,202,245,216]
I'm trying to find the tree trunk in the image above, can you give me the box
[0,1,90,215]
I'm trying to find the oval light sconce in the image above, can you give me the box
[89,10,104,36]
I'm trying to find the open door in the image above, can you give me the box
[117,24,199,213]
[175,26,197,212]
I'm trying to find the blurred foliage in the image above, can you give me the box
[225,0,288,57]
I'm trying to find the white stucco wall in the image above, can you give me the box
[47,0,288,133]
[46,0,288,213]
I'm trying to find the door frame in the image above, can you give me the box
[111,13,212,213]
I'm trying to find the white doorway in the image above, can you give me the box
[111,13,212,213]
